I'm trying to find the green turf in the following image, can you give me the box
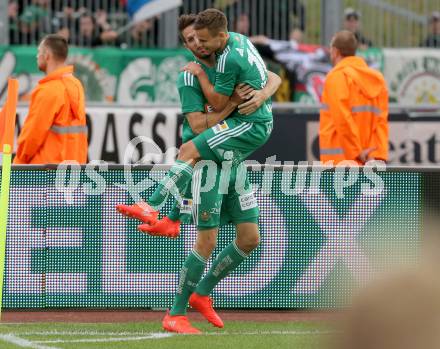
[0,321,331,349]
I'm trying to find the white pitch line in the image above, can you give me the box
[33,330,333,344]
[35,333,173,344]
[14,331,166,336]
[17,329,332,337]
[0,333,60,349]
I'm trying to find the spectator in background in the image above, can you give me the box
[250,28,327,101]
[120,19,157,48]
[19,0,51,43]
[14,34,88,164]
[213,0,305,39]
[421,11,440,48]
[343,8,373,49]
[250,28,327,73]
[233,13,250,36]
[55,25,70,42]
[72,12,118,47]
[8,2,19,44]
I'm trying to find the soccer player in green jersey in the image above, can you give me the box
[117,14,281,334]
[116,8,274,226]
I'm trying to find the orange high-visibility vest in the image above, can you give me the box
[319,56,388,165]
[14,65,88,164]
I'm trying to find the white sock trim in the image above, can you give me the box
[232,240,248,258]
[192,250,207,264]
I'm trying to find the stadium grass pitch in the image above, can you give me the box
[0,321,331,349]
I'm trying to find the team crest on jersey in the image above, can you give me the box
[201,211,211,221]
[212,120,229,134]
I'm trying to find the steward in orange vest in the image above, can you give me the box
[319,31,388,165]
[14,34,87,164]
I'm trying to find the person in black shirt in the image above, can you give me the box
[343,8,373,49]
[421,11,440,48]
[71,12,118,47]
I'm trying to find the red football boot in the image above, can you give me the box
[116,201,159,224]
[189,293,224,328]
[138,217,180,238]
[162,311,201,334]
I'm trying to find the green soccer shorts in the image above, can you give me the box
[192,118,273,166]
[179,162,259,230]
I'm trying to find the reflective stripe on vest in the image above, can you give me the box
[320,103,329,112]
[351,105,382,116]
[320,147,344,155]
[50,125,88,135]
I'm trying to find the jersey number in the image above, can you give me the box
[247,43,267,87]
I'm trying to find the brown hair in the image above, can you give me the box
[178,14,197,40]
[194,8,228,36]
[331,30,358,57]
[42,34,68,61]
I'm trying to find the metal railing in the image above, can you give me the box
[341,0,440,47]
[181,0,305,40]
[15,101,440,116]
[6,0,159,47]
[2,0,440,47]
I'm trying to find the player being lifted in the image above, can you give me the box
[117,12,280,334]
[117,8,274,229]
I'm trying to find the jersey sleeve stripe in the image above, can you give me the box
[216,55,224,73]
[184,71,195,86]
[217,47,230,73]
[223,47,231,72]
[221,47,230,73]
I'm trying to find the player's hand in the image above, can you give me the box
[231,83,254,105]
[234,83,254,100]
[358,147,376,164]
[238,90,268,115]
[181,62,203,76]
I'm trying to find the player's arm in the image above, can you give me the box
[186,101,238,134]
[178,72,241,134]
[237,70,282,115]
[182,62,230,112]
[183,51,242,112]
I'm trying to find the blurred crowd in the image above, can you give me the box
[6,1,440,51]
[8,0,159,47]
[7,0,305,48]
[249,7,440,102]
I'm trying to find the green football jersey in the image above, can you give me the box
[215,32,273,123]
[177,60,216,143]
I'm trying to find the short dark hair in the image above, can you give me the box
[194,9,228,36]
[178,14,197,41]
[344,8,360,20]
[42,34,68,61]
[331,30,358,57]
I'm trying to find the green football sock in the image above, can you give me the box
[167,202,181,222]
[167,183,192,222]
[170,250,207,316]
[148,160,193,210]
[195,240,248,296]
